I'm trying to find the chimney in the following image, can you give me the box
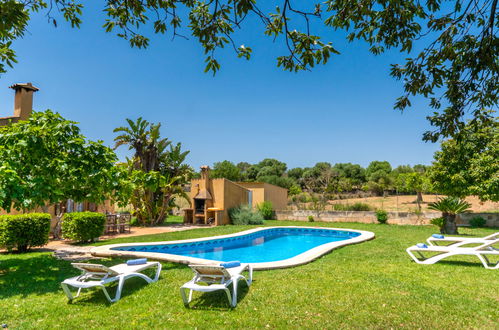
[194,166,212,200]
[200,165,211,185]
[9,83,39,121]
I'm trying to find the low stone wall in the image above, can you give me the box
[275,210,499,227]
[457,213,499,228]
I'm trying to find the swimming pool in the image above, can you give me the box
[91,226,374,270]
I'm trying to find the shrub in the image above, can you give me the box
[288,185,302,195]
[430,217,445,233]
[297,193,311,203]
[308,215,315,222]
[375,210,388,224]
[130,216,139,226]
[0,213,51,252]
[469,216,486,228]
[62,212,105,242]
[257,201,274,220]
[332,203,372,211]
[228,205,264,225]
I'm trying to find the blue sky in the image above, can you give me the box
[0,3,440,170]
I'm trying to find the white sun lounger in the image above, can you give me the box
[407,240,499,269]
[180,264,253,307]
[427,232,499,246]
[61,261,162,303]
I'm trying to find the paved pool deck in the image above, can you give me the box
[44,224,210,261]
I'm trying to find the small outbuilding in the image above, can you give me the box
[184,166,288,225]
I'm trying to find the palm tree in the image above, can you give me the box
[114,117,170,172]
[114,118,191,225]
[428,197,471,234]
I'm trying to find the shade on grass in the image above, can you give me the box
[1,221,498,329]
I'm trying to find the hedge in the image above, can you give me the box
[0,213,51,252]
[62,212,105,242]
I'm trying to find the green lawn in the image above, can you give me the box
[1,221,498,329]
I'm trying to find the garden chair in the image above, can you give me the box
[105,214,118,234]
[406,239,499,269]
[61,261,162,303]
[427,232,499,246]
[180,263,253,307]
[118,214,131,233]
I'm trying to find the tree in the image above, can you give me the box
[255,159,287,179]
[392,165,413,175]
[366,161,393,195]
[332,163,366,189]
[236,161,252,181]
[257,175,295,189]
[397,172,432,211]
[245,158,287,182]
[211,160,242,181]
[302,162,338,193]
[0,110,118,212]
[413,164,429,174]
[366,161,392,178]
[2,1,497,140]
[114,117,191,225]
[287,167,304,181]
[430,119,498,202]
[428,197,471,234]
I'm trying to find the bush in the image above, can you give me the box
[228,205,264,225]
[288,185,302,196]
[308,215,315,222]
[332,203,372,211]
[375,209,388,224]
[469,216,486,228]
[62,212,105,242]
[130,216,139,226]
[296,192,311,203]
[257,201,274,220]
[0,213,51,252]
[430,217,445,233]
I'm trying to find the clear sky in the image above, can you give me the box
[0,3,440,170]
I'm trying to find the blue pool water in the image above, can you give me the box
[112,227,360,263]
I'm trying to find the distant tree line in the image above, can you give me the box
[195,159,433,198]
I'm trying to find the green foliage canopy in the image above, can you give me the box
[2,1,497,140]
[211,160,242,181]
[0,110,119,212]
[114,117,192,225]
[429,119,499,201]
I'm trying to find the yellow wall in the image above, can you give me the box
[263,183,288,210]
[189,178,250,225]
[222,180,249,225]
[237,182,288,210]
[188,179,288,225]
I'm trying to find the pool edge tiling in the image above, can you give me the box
[90,226,375,270]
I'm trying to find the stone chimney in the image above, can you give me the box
[10,83,39,121]
[194,165,213,200]
[200,165,211,181]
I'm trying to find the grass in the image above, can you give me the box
[131,215,184,227]
[1,221,498,329]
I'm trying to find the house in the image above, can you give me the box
[184,166,288,225]
[0,83,114,230]
[0,83,39,125]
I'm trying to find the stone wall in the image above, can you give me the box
[457,213,499,228]
[275,210,499,227]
